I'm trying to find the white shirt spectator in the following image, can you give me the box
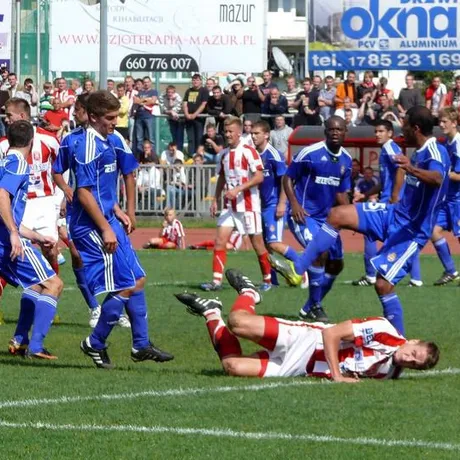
[160,149,185,166]
[270,125,293,154]
[335,107,359,124]
[241,133,255,147]
[137,165,164,195]
[431,83,447,116]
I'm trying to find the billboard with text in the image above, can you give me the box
[0,0,12,69]
[50,0,267,73]
[309,0,460,71]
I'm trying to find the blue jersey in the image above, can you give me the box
[69,127,138,238]
[355,176,379,195]
[0,151,30,241]
[394,137,450,243]
[259,144,287,209]
[443,132,460,202]
[286,141,352,221]
[379,140,404,203]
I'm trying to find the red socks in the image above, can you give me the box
[212,249,227,285]
[205,315,242,359]
[258,252,271,284]
[230,294,256,315]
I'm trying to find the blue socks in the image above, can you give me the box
[321,273,337,301]
[283,246,298,262]
[14,289,39,345]
[364,236,377,279]
[29,294,58,353]
[434,238,457,274]
[379,293,405,335]
[300,266,325,314]
[410,254,422,282]
[90,294,128,350]
[125,290,150,350]
[295,223,339,274]
[74,267,99,310]
[270,268,279,286]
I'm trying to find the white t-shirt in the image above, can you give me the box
[431,84,447,116]
[160,149,185,165]
[335,107,358,124]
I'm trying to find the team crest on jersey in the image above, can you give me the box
[33,151,41,161]
[387,252,397,262]
[269,225,275,232]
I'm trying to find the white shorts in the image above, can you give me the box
[217,209,262,236]
[262,318,319,378]
[22,195,59,241]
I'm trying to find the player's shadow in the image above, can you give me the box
[0,318,90,330]
[0,355,90,370]
[200,369,226,377]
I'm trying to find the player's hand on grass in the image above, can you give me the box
[102,228,118,253]
[291,202,308,224]
[10,231,24,261]
[210,201,218,218]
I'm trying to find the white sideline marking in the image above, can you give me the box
[0,420,458,451]
[0,368,458,411]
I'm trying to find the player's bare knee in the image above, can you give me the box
[326,259,344,276]
[268,242,283,254]
[375,277,392,296]
[227,311,251,336]
[222,357,244,376]
[45,276,64,296]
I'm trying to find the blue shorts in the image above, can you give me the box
[73,220,146,295]
[356,203,421,285]
[436,201,460,237]
[288,216,343,260]
[0,239,55,289]
[262,207,285,244]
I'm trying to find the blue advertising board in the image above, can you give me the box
[309,0,460,71]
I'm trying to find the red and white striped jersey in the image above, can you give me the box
[306,317,406,380]
[0,127,60,198]
[161,219,185,245]
[52,88,75,116]
[218,140,263,212]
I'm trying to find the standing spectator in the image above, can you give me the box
[375,77,394,106]
[241,119,255,147]
[200,123,224,164]
[107,79,117,96]
[52,78,76,118]
[344,108,356,127]
[134,78,143,92]
[7,73,20,98]
[293,78,321,126]
[375,93,401,127]
[137,146,164,207]
[116,83,129,140]
[160,84,184,150]
[166,159,188,208]
[39,82,54,115]
[446,75,460,110]
[124,75,138,144]
[397,73,424,117]
[183,74,209,155]
[207,85,232,132]
[15,78,39,116]
[357,71,377,105]
[262,87,288,126]
[0,66,9,90]
[71,79,83,96]
[82,79,95,94]
[357,92,376,126]
[237,76,264,121]
[312,75,323,92]
[335,96,359,124]
[259,70,277,96]
[133,76,158,158]
[160,141,185,166]
[270,115,293,154]
[335,71,358,109]
[318,75,336,121]
[282,75,301,122]
[426,75,447,123]
[226,79,243,117]
[206,78,216,96]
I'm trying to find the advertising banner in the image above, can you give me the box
[50,0,267,73]
[0,0,12,69]
[309,0,460,71]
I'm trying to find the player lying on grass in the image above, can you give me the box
[175,269,439,382]
[143,208,185,249]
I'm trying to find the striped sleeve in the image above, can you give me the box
[0,155,29,196]
[174,219,185,238]
[351,317,406,348]
[243,145,263,172]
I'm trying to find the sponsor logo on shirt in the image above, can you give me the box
[315,176,340,186]
[363,328,374,345]
[104,162,117,173]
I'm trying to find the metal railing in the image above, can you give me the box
[126,164,219,217]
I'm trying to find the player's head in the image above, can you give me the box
[251,120,270,150]
[438,107,458,138]
[5,98,31,124]
[374,119,394,145]
[7,120,34,154]
[402,106,434,145]
[393,340,439,370]
[324,116,347,152]
[74,93,90,126]
[86,90,120,137]
[224,116,242,148]
[163,207,176,223]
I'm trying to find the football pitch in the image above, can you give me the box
[0,250,459,459]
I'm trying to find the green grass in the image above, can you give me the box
[0,251,459,459]
[136,217,216,228]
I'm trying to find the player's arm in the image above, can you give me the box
[224,169,263,201]
[322,321,360,383]
[283,168,308,224]
[122,172,136,231]
[113,203,132,235]
[276,178,288,219]
[53,172,73,203]
[210,170,226,218]
[394,155,443,186]
[19,224,55,249]
[390,167,405,203]
[78,187,117,253]
[0,188,23,261]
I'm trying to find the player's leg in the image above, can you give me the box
[201,211,234,291]
[409,254,423,287]
[353,235,377,286]
[431,214,459,285]
[0,276,8,326]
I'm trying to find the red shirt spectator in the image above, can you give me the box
[52,78,76,116]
